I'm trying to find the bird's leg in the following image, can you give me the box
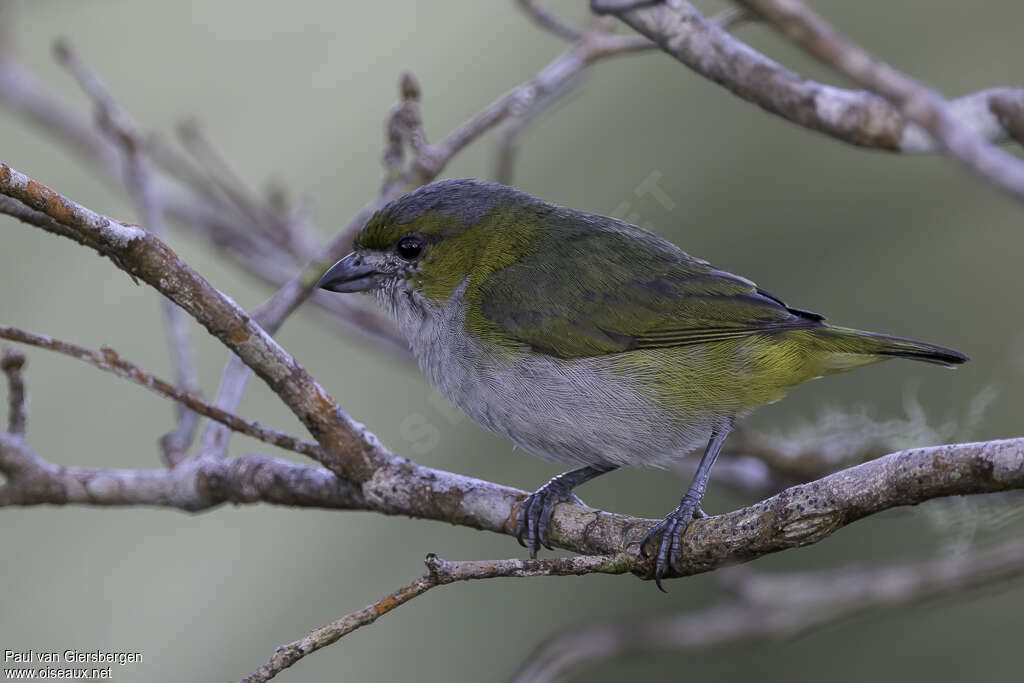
[640,423,733,591]
[517,464,617,558]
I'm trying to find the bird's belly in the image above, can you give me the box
[414,335,716,469]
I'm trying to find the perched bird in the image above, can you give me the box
[317,179,967,588]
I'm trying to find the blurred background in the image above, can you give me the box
[1,1,1022,681]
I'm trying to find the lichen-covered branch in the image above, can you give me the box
[598,1,1024,157]
[735,0,1024,199]
[0,432,361,511]
[0,163,382,483]
[1,385,1020,588]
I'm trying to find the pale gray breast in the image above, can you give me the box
[378,283,712,469]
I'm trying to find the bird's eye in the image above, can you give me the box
[396,236,424,261]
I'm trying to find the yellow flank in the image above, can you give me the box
[604,328,891,421]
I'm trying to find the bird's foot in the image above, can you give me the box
[516,478,585,559]
[639,495,703,592]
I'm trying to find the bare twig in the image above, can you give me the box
[0,326,319,458]
[0,47,400,358]
[196,72,430,459]
[414,26,653,186]
[176,118,319,257]
[599,1,1024,155]
[515,0,584,42]
[198,71,432,462]
[710,6,754,30]
[1,348,27,435]
[54,39,202,466]
[382,72,429,197]
[491,3,758,185]
[0,163,381,482]
[239,572,436,683]
[0,17,651,359]
[736,0,1024,200]
[492,19,656,184]
[513,538,1024,682]
[204,34,662,457]
[242,552,629,683]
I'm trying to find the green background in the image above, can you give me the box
[2,1,1022,681]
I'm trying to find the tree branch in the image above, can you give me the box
[512,536,1024,682]
[240,552,629,683]
[197,71,430,462]
[0,326,320,459]
[735,0,1024,200]
[0,432,361,511]
[0,42,405,356]
[0,17,657,360]
[1,348,27,435]
[53,38,202,465]
[515,0,584,42]
[0,162,383,482]
[597,1,1024,159]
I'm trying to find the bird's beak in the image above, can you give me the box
[316,252,384,293]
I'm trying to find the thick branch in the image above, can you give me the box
[0,433,361,511]
[0,163,381,482]
[736,0,1024,199]
[600,1,1024,155]
[1,383,1020,582]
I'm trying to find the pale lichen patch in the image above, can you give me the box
[99,219,144,248]
[85,474,121,502]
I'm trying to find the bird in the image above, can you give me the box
[316,178,967,589]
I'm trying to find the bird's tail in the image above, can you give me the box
[808,325,969,373]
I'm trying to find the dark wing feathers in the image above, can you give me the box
[475,212,823,359]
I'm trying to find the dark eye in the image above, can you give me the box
[396,236,424,261]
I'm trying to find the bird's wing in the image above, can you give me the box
[472,217,823,359]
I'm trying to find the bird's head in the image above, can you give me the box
[316,179,542,305]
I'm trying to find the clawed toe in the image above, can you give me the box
[515,485,584,558]
[515,466,614,558]
[638,498,702,592]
